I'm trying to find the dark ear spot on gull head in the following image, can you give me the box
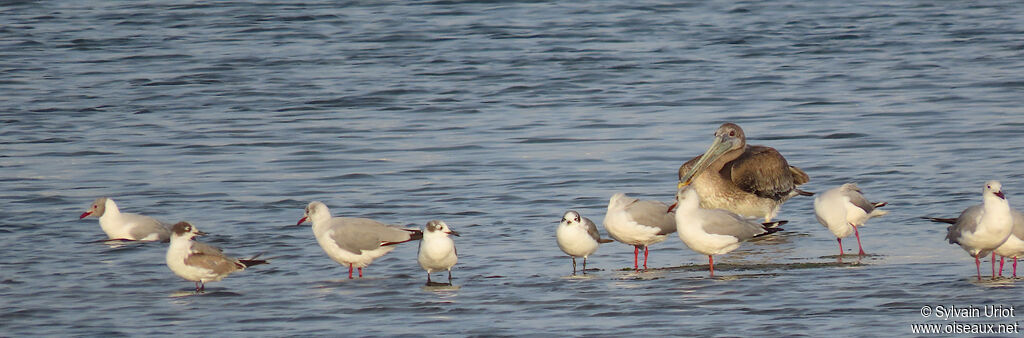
[560,211,580,224]
[426,220,440,232]
[171,222,192,235]
[171,221,206,237]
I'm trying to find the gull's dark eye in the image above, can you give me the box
[729,131,736,137]
[574,216,580,222]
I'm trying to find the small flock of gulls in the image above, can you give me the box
[80,198,456,291]
[79,123,1024,292]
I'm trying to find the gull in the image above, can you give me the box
[814,183,889,257]
[603,193,677,270]
[674,123,812,222]
[298,201,422,279]
[674,187,784,277]
[923,180,1013,281]
[556,210,613,274]
[165,222,267,292]
[418,220,459,284]
[994,209,1024,277]
[79,197,170,241]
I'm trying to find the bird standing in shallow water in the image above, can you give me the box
[298,201,422,279]
[556,210,613,274]
[673,187,784,277]
[993,209,1024,277]
[418,220,459,285]
[814,183,889,257]
[603,193,677,271]
[165,222,267,292]
[923,181,1013,281]
[672,123,811,222]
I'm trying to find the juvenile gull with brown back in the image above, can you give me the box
[165,222,267,292]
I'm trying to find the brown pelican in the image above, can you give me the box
[670,123,811,222]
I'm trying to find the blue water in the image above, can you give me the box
[3,0,1024,336]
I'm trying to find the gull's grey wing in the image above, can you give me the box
[841,185,876,214]
[186,242,243,274]
[582,216,611,243]
[190,241,225,255]
[374,224,419,245]
[330,217,387,254]
[330,217,417,254]
[625,199,677,235]
[946,205,983,244]
[701,209,766,241]
[124,213,171,240]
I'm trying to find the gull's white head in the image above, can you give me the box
[984,180,1006,200]
[560,210,583,228]
[839,183,861,194]
[298,201,330,225]
[674,186,700,208]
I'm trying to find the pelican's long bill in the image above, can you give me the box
[679,133,740,187]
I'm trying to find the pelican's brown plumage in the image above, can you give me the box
[672,123,811,222]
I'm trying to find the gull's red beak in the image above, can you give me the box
[79,211,92,219]
[667,202,677,213]
[297,217,308,225]
[996,191,1006,199]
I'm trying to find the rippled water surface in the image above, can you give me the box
[3,1,1024,336]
